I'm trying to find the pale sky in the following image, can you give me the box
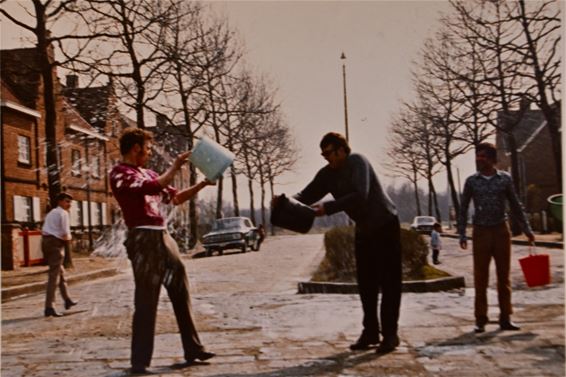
[1,1,479,208]
[211,1,477,199]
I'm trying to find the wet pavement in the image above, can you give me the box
[1,234,564,376]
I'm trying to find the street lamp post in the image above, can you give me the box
[340,52,350,142]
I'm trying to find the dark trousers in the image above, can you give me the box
[432,249,440,263]
[125,229,204,367]
[354,217,402,339]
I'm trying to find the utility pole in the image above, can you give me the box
[340,52,349,142]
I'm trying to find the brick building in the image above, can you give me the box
[1,47,125,269]
[495,102,562,230]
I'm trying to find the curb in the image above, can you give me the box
[441,233,563,249]
[1,268,120,302]
[298,276,466,294]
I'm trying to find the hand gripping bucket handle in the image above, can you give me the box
[518,245,551,287]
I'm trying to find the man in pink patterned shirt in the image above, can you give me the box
[110,128,215,375]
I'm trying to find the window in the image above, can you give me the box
[101,203,107,225]
[90,202,101,226]
[71,149,81,176]
[17,135,31,164]
[70,200,83,227]
[13,195,32,222]
[91,155,100,178]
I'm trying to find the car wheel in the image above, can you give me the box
[205,248,212,257]
[241,243,247,253]
[219,249,224,256]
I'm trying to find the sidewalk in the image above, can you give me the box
[442,230,563,248]
[1,255,124,302]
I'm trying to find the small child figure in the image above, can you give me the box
[430,223,442,265]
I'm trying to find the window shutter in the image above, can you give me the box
[82,201,89,226]
[13,196,23,221]
[101,203,107,225]
[33,197,41,222]
[90,202,99,225]
[70,200,79,226]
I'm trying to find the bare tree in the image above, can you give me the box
[188,12,241,219]
[1,0,100,208]
[149,1,213,247]
[513,0,562,188]
[406,101,444,220]
[73,0,178,129]
[415,33,475,219]
[449,0,536,198]
[384,110,427,216]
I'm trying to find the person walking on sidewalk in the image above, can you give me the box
[41,192,78,317]
[110,128,216,375]
[281,132,402,354]
[430,223,442,265]
[458,142,535,333]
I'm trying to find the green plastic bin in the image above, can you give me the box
[547,194,563,223]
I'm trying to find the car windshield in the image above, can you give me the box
[416,217,435,224]
[212,218,243,231]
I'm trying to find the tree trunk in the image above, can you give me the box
[432,182,442,222]
[189,164,198,248]
[260,181,266,227]
[506,135,524,236]
[230,165,239,216]
[412,167,421,216]
[544,115,562,191]
[215,176,224,219]
[446,161,460,220]
[427,176,433,216]
[269,177,276,235]
[35,11,61,207]
[248,177,255,224]
[413,180,421,217]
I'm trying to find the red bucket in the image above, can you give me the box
[519,253,551,287]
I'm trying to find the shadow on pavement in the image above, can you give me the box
[2,309,90,325]
[2,315,43,326]
[203,350,385,377]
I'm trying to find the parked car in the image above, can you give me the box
[202,217,260,256]
[410,216,437,234]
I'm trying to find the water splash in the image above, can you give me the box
[92,219,128,258]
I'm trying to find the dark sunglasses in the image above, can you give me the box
[321,148,336,157]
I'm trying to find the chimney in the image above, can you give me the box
[519,97,531,111]
[155,114,168,128]
[66,75,79,89]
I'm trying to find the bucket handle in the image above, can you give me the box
[527,245,537,256]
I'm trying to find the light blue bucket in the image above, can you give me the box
[189,136,235,181]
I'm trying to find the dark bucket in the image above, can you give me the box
[270,194,315,233]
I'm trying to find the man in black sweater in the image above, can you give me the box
[294,132,402,353]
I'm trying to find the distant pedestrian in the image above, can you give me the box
[257,224,266,248]
[459,142,535,333]
[430,223,442,265]
[274,132,402,354]
[110,128,216,375]
[41,192,78,317]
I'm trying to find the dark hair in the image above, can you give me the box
[56,192,73,202]
[119,128,153,155]
[476,142,497,162]
[320,132,351,154]
[434,222,441,228]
